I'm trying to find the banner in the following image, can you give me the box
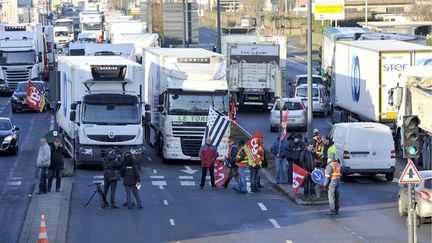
[214,161,227,186]
[244,130,264,166]
[25,80,46,112]
[292,163,309,195]
[229,96,237,129]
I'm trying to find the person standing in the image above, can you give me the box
[48,138,67,192]
[36,138,51,194]
[103,148,122,208]
[324,154,341,215]
[270,136,289,184]
[121,153,142,209]
[249,145,263,192]
[321,136,337,168]
[199,137,218,190]
[314,135,325,169]
[287,134,305,183]
[234,140,248,194]
[223,137,239,189]
[299,142,317,198]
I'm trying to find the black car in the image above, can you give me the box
[0,117,19,155]
[10,81,48,113]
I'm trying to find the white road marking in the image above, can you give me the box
[163,200,168,205]
[50,116,54,130]
[6,181,22,186]
[153,170,157,174]
[285,241,294,243]
[150,175,165,179]
[181,181,196,186]
[147,157,152,161]
[170,219,175,226]
[93,180,104,184]
[151,181,166,189]
[179,176,193,180]
[257,203,267,211]
[269,219,281,228]
[93,175,104,179]
[10,177,22,180]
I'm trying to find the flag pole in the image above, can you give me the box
[227,117,253,138]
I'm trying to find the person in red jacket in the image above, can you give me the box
[199,137,219,190]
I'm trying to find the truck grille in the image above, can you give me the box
[172,122,206,157]
[4,69,31,89]
[87,135,136,142]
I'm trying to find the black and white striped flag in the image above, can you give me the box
[202,106,230,148]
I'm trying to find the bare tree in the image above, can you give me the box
[409,0,432,21]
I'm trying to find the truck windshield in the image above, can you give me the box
[55,31,69,37]
[82,23,102,31]
[168,92,228,115]
[82,103,140,125]
[0,51,35,65]
[55,23,73,32]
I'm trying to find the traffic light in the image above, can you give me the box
[403,115,420,159]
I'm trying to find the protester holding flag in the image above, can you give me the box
[199,137,218,190]
[234,140,248,194]
[299,142,318,198]
[270,136,289,184]
[223,137,239,189]
[246,131,264,192]
[287,134,305,183]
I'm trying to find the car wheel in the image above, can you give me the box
[13,145,18,155]
[398,197,407,217]
[385,173,394,182]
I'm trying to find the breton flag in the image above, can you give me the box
[202,106,230,148]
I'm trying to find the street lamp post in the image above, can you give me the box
[307,0,313,139]
[216,0,222,53]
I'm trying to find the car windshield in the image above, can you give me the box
[15,82,44,92]
[296,88,319,97]
[168,92,228,115]
[82,103,141,125]
[82,23,102,31]
[0,120,11,130]
[0,50,35,65]
[274,101,303,111]
[297,77,324,86]
[55,31,69,37]
[425,178,432,189]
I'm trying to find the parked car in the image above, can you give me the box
[398,170,432,224]
[289,74,325,97]
[0,117,19,155]
[329,122,396,181]
[10,81,48,113]
[294,84,331,116]
[269,97,307,132]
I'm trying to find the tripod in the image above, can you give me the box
[84,182,108,208]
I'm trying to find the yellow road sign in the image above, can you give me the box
[315,4,344,14]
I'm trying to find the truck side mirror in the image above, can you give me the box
[38,52,43,62]
[157,106,164,112]
[70,103,77,110]
[144,104,151,111]
[70,111,76,121]
[388,87,403,108]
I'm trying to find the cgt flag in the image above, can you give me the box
[244,130,264,166]
[25,80,46,112]
[292,163,309,195]
[202,106,230,148]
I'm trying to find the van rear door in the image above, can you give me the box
[368,128,395,169]
[345,128,371,170]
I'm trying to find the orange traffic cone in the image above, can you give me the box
[38,214,48,243]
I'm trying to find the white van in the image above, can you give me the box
[329,122,396,181]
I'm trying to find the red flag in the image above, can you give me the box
[281,109,288,128]
[244,130,264,165]
[214,161,227,186]
[229,96,237,129]
[292,163,309,195]
[25,80,46,112]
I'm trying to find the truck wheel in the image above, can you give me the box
[385,173,394,182]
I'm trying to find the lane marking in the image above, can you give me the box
[170,219,175,226]
[285,241,294,243]
[181,181,196,186]
[6,181,22,186]
[10,177,23,180]
[147,157,152,161]
[93,180,104,184]
[93,175,104,179]
[163,200,168,205]
[269,219,281,228]
[50,116,54,130]
[150,175,165,179]
[257,202,267,211]
[179,176,193,180]
[151,181,166,189]
[153,170,157,174]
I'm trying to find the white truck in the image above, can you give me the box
[54,18,75,41]
[111,33,159,63]
[105,21,147,43]
[331,40,432,129]
[84,43,136,61]
[389,66,432,170]
[142,48,229,161]
[0,24,49,94]
[79,11,103,41]
[226,42,280,110]
[56,56,145,166]
[54,26,73,48]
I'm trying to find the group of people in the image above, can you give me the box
[36,137,68,194]
[199,136,265,194]
[270,129,341,215]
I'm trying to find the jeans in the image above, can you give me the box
[235,166,247,192]
[48,169,62,191]
[103,178,118,205]
[38,167,48,192]
[125,185,142,208]
[328,185,340,212]
[274,157,288,183]
[249,166,260,191]
[200,167,215,187]
[223,166,238,187]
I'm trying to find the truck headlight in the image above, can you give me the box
[79,147,93,155]
[166,144,178,149]
[3,135,13,143]
[130,147,143,155]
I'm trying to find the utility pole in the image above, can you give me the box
[306,0,313,139]
[216,0,221,53]
[365,0,368,27]
[182,0,187,47]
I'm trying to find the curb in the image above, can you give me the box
[261,168,328,206]
[19,178,73,243]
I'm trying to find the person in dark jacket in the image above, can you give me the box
[48,138,67,192]
[223,137,239,189]
[103,148,122,208]
[287,134,306,183]
[270,136,289,184]
[199,137,218,189]
[121,153,142,209]
[299,142,318,197]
